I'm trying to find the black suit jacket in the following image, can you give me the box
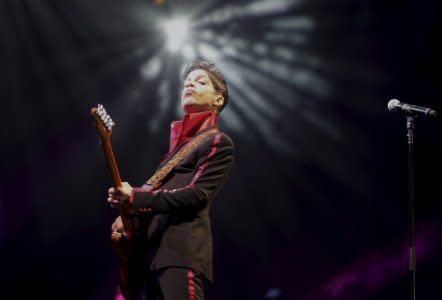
[128,128,234,282]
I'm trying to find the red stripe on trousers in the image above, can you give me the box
[188,269,195,300]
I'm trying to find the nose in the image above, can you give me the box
[184,80,194,88]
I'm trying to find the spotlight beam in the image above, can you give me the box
[163,18,190,52]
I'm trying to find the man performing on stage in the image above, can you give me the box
[107,60,234,300]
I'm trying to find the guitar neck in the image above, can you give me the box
[101,139,122,188]
[91,104,135,242]
[102,138,135,240]
[101,141,134,241]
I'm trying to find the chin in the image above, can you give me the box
[182,98,194,107]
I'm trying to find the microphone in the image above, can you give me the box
[387,99,437,117]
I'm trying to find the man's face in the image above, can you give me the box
[181,69,223,113]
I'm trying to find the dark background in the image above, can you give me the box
[1,0,441,299]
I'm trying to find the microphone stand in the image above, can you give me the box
[406,114,416,300]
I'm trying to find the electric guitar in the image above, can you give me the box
[91,104,146,300]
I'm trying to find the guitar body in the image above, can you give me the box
[91,104,149,299]
[111,214,152,300]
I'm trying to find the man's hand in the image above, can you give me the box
[111,216,124,233]
[107,181,133,208]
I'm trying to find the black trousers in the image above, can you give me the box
[134,267,206,300]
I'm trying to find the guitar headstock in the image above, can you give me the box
[90,104,116,142]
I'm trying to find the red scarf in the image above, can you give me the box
[168,111,218,153]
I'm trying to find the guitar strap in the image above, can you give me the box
[145,128,219,189]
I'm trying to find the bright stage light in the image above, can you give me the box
[163,18,190,52]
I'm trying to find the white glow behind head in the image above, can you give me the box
[164,18,190,52]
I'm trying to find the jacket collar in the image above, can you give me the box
[168,111,218,153]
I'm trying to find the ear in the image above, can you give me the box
[214,96,224,110]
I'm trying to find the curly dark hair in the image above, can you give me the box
[181,60,229,113]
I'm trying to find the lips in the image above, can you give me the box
[183,90,194,97]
